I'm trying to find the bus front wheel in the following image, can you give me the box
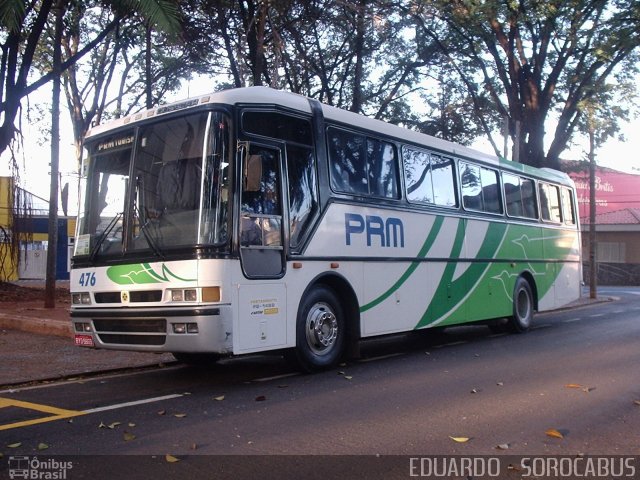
[509,277,534,333]
[293,286,346,372]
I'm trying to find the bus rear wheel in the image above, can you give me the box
[509,277,534,333]
[293,286,346,372]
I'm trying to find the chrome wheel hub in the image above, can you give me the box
[305,303,338,355]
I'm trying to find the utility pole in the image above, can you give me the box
[588,121,597,299]
[45,1,64,308]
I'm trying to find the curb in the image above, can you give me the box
[0,361,179,392]
[0,313,72,338]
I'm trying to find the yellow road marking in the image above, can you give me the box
[0,397,85,431]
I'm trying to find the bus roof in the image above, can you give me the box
[85,86,572,186]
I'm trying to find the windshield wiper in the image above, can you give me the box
[89,212,123,262]
[135,204,165,259]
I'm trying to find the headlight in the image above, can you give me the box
[71,293,92,305]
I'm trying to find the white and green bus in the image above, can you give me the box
[71,86,581,371]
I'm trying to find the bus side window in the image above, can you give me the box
[504,174,537,219]
[561,187,576,225]
[403,147,434,204]
[367,139,399,198]
[460,162,502,213]
[287,145,318,248]
[503,173,523,217]
[329,129,367,195]
[480,167,502,214]
[431,155,457,207]
[520,178,537,218]
[460,162,482,211]
[539,182,562,223]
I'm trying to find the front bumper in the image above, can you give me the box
[70,305,233,354]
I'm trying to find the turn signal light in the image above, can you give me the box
[202,287,221,302]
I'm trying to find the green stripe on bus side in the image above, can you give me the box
[416,217,469,328]
[360,215,445,313]
[425,222,511,328]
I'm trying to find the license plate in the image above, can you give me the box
[75,334,95,347]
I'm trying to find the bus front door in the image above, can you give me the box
[239,144,285,278]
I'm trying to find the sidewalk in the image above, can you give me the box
[0,282,611,388]
[0,282,174,387]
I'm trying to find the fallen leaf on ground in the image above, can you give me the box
[123,432,136,441]
[449,436,470,443]
[128,423,136,427]
[157,410,166,416]
[565,383,583,389]
[213,396,225,401]
[634,400,640,406]
[344,376,353,380]
[108,422,121,429]
[495,443,510,450]
[545,429,564,439]
[174,413,187,418]
[37,443,49,450]
[98,422,106,429]
[255,395,266,402]
[7,443,22,448]
[165,454,180,463]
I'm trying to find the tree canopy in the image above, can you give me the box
[1,0,639,169]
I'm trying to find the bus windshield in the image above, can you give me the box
[75,111,231,259]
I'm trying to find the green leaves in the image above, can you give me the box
[0,0,26,33]
[115,0,181,34]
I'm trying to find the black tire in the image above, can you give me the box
[293,285,346,372]
[508,277,534,333]
[172,352,221,367]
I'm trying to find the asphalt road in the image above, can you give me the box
[1,287,639,479]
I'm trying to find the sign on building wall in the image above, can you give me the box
[568,167,640,219]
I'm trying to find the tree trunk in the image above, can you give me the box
[350,0,366,113]
[45,1,65,308]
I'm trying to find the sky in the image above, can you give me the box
[1,78,639,215]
